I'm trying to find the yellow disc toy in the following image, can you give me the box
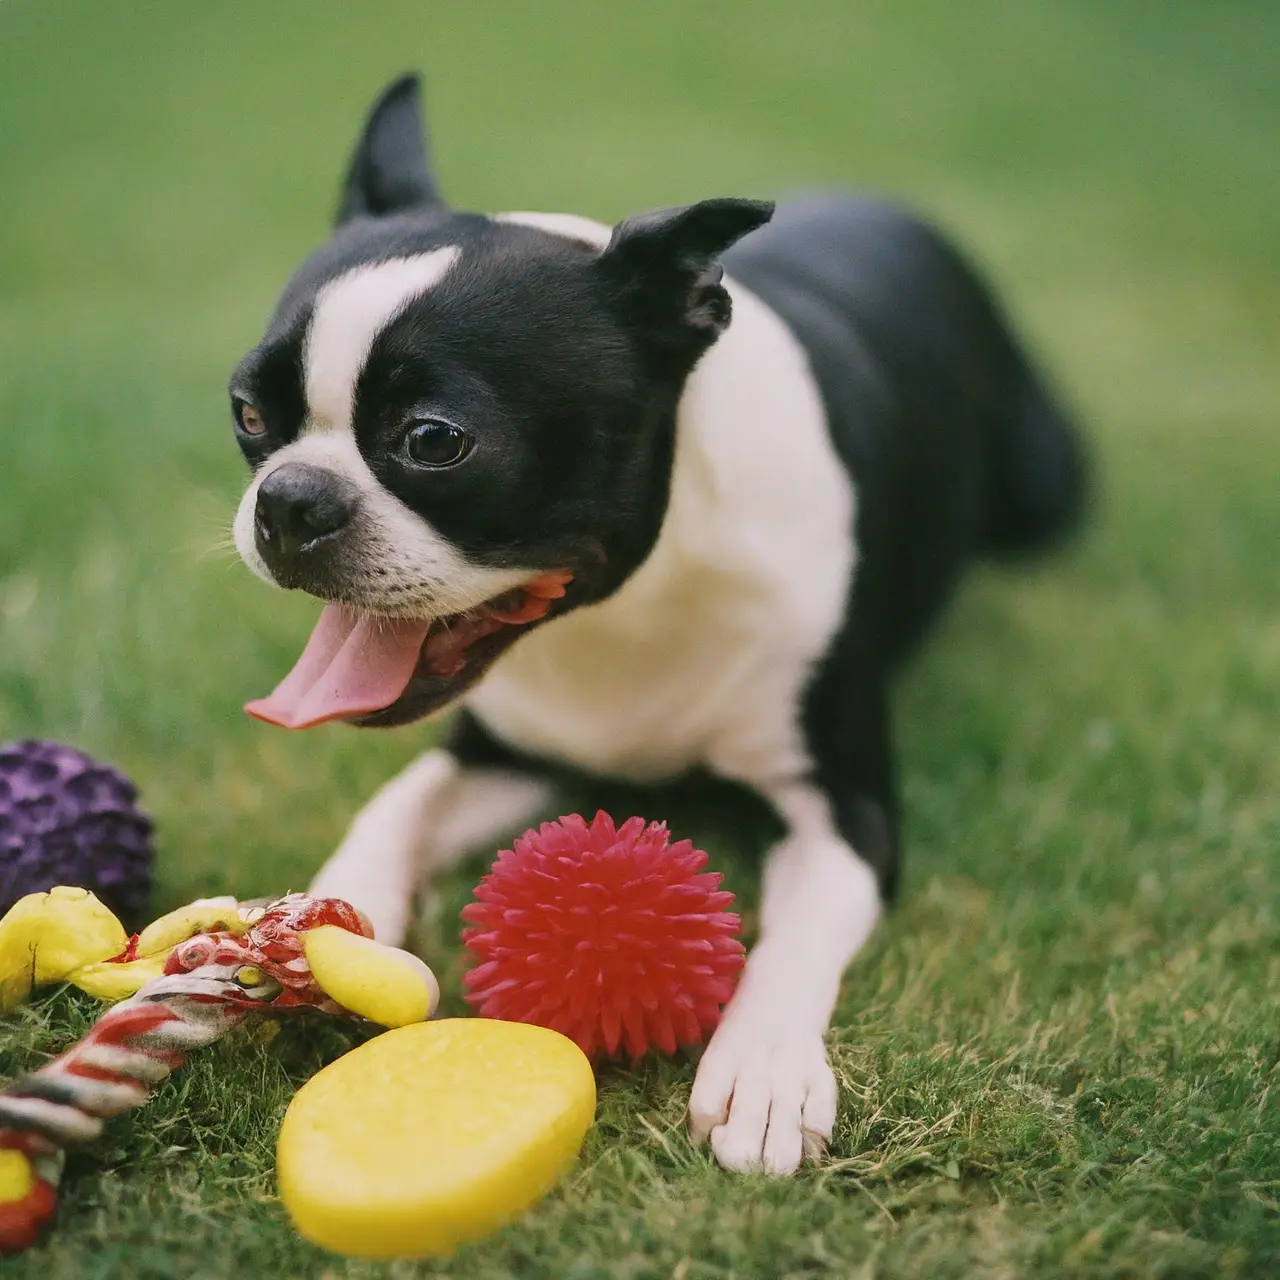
[277,1018,596,1259]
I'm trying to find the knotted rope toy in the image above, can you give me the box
[0,887,438,1254]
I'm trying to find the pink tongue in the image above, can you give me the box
[245,605,431,729]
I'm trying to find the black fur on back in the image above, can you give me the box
[725,194,1088,673]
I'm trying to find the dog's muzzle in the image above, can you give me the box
[254,463,358,588]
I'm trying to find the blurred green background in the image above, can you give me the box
[1,2,1278,1276]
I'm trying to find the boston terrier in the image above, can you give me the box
[229,75,1088,1174]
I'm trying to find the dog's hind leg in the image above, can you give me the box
[689,637,897,1174]
[308,713,555,946]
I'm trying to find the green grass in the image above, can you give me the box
[2,0,1279,1275]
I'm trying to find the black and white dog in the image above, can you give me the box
[229,76,1087,1175]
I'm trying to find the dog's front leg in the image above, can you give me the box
[688,778,888,1175]
[309,743,553,946]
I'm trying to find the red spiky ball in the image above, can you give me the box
[461,812,745,1061]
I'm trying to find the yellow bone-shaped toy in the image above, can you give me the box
[0,888,443,1256]
[0,888,437,1025]
[0,887,250,1012]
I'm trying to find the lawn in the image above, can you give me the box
[1,1,1278,1276]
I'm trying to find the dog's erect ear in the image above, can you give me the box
[597,198,774,353]
[336,74,443,227]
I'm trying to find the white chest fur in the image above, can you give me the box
[467,242,857,789]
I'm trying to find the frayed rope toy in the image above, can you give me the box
[0,887,438,1254]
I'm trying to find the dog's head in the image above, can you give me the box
[230,76,771,729]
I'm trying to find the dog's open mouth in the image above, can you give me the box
[244,570,573,730]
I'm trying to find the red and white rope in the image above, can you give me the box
[0,893,369,1254]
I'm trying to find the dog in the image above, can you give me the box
[229,75,1087,1175]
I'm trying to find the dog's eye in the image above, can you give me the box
[233,397,266,438]
[405,419,471,468]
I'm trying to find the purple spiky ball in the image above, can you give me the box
[0,739,153,924]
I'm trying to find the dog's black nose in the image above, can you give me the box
[254,464,356,564]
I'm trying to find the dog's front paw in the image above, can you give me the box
[688,1016,837,1175]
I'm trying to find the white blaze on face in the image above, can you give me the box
[304,247,462,431]
[232,243,529,617]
